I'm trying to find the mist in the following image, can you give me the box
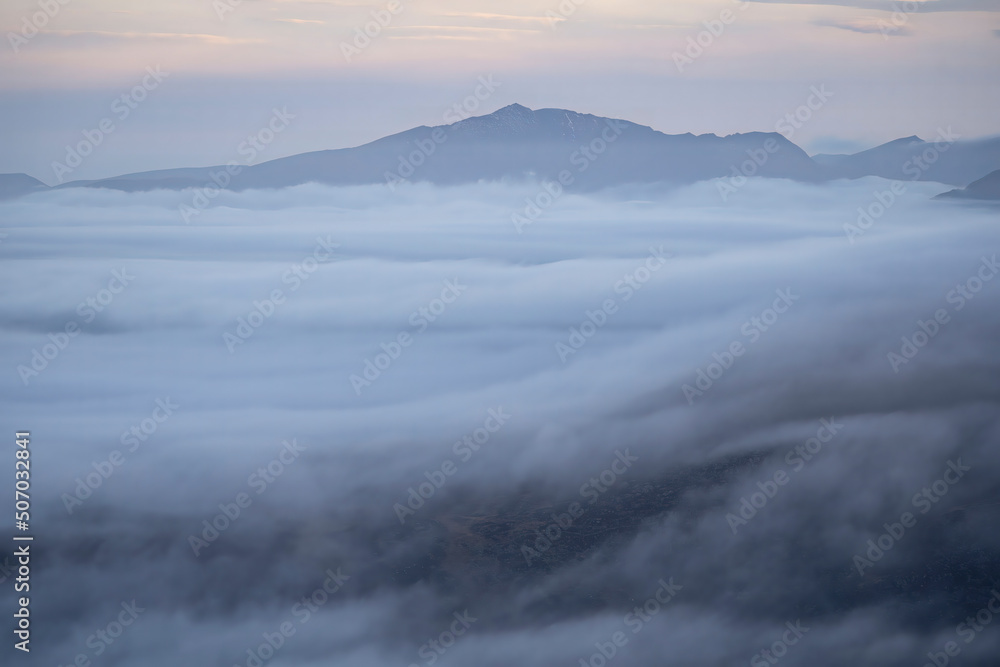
[1,176,999,666]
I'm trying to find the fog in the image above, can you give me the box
[1,176,998,666]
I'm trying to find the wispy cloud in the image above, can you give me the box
[385,25,544,41]
[435,12,556,24]
[387,35,484,41]
[45,30,265,45]
[814,18,914,35]
[752,0,1000,11]
[395,25,543,33]
[273,18,326,24]
[270,0,370,4]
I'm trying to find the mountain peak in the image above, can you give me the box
[495,103,532,114]
[483,103,535,121]
[447,102,540,138]
[0,172,47,199]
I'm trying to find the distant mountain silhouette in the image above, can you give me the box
[814,133,1000,186]
[56,104,823,194]
[4,106,999,199]
[0,173,47,200]
[936,169,1000,201]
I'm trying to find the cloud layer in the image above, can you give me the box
[1,177,999,666]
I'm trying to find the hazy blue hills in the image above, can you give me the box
[936,168,1000,201]
[5,106,1000,198]
[813,132,1000,186]
[0,173,47,200]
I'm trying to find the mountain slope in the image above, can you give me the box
[815,134,1000,186]
[62,104,825,193]
[12,107,996,197]
[935,168,1000,201]
[0,173,48,200]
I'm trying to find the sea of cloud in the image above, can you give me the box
[0,176,998,666]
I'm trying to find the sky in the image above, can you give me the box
[1,0,999,182]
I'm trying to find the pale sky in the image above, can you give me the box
[1,0,998,183]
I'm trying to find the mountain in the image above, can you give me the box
[0,173,48,200]
[57,104,824,194]
[814,134,1000,186]
[935,169,1000,201]
[3,106,998,199]
[227,104,825,190]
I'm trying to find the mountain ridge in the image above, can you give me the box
[4,105,999,198]
[936,168,1000,201]
[44,103,821,194]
